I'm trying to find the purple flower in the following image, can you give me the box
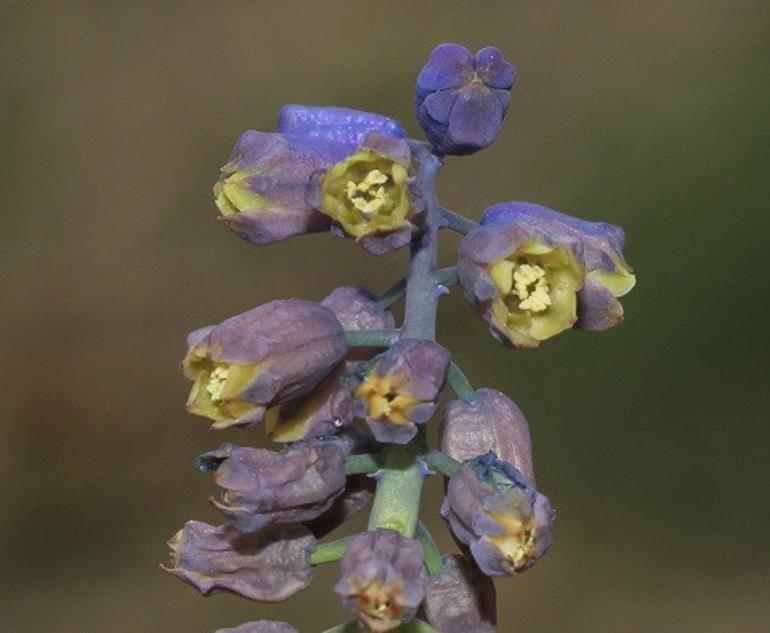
[304,474,376,539]
[210,438,349,532]
[415,43,516,156]
[216,623,298,633]
[458,217,585,348]
[423,555,497,633]
[334,529,425,632]
[482,201,635,332]
[440,453,555,577]
[310,132,425,256]
[353,338,450,444]
[182,299,346,429]
[277,105,406,148]
[265,286,396,442]
[163,521,315,602]
[440,388,536,485]
[214,131,348,245]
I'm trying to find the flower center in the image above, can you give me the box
[512,263,551,312]
[206,366,229,402]
[352,578,404,629]
[345,169,390,216]
[487,510,537,572]
[355,373,419,425]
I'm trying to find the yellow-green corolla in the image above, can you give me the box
[318,133,420,255]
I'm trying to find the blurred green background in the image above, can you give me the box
[2,1,769,631]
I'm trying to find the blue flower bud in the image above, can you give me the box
[163,521,315,601]
[334,529,426,632]
[182,299,347,429]
[214,131,348,245]
[277,105,406,148]
[481,201,636,333]
[353,338,450,444]
[210,438,349,532]
[423,554,497,633]
[415,43,516,156]
[441,453,555,577]
[440,388,536,485]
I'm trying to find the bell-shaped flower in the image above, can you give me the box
[458,215,586,349]
[183,299,347,429]
[210,437,349,533]
[481,201,636,332]
[214,131,348,245]
[277,104,406,147]
[353,338,450,444]
[440,388,535,484]
[265,286,395,442]
[311,132,425,256]
[216,623,298,633]
[440,453,555,577]
[334,529,426,632]
[423,554,497,633]
[415,43,516,156]
[163,521,315,602]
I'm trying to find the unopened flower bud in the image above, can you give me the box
[163,521,315,601]
[312,132,424,256]
[423,554,497,633]
[440,388,535,484]
[214,131,348,245]
[481,201,635,333]
[415,43,516,156]
[277,105,406,148]
[183,299,346,429]
[216,623,298,633]
[354,338,450,444]
[334,529,425,632]
[441,453,555,577]
[211,438,349,532]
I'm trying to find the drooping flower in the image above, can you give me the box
[213,131,348,245]
[304,474,376,540]
[481,201,636,332]
[183,299,347,429]
[423,554,497,633]
[210,438,349,533]
[311,132,424,256]
[334,529,426,632]
[440,388,536,484]
[415,43,516,156]
[441,452,555,577]
[353,338,450,444]
[163,521,315,602]
[265,285,395,442]
[215,622,298,633]
[458,215,585,348]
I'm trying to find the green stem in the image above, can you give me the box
[344,329,400,348]
[310,535,355,565]
[367,443,425,537]
[434,266,459,288]
[421,450,460,478]
[344,452,386,475]
[377,277,407,309]
[447,361,475,399]
[415,521,443,574]
[440,207,479,234]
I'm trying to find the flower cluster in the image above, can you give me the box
[165,43,635,632]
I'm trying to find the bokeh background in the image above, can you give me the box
[2,2,769,631]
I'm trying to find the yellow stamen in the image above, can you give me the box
[487,509,537,572]
[346,169,391,216]
[355,372,419,425]
[206,366,229,402]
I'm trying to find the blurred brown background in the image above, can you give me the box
[2,1,769,631]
